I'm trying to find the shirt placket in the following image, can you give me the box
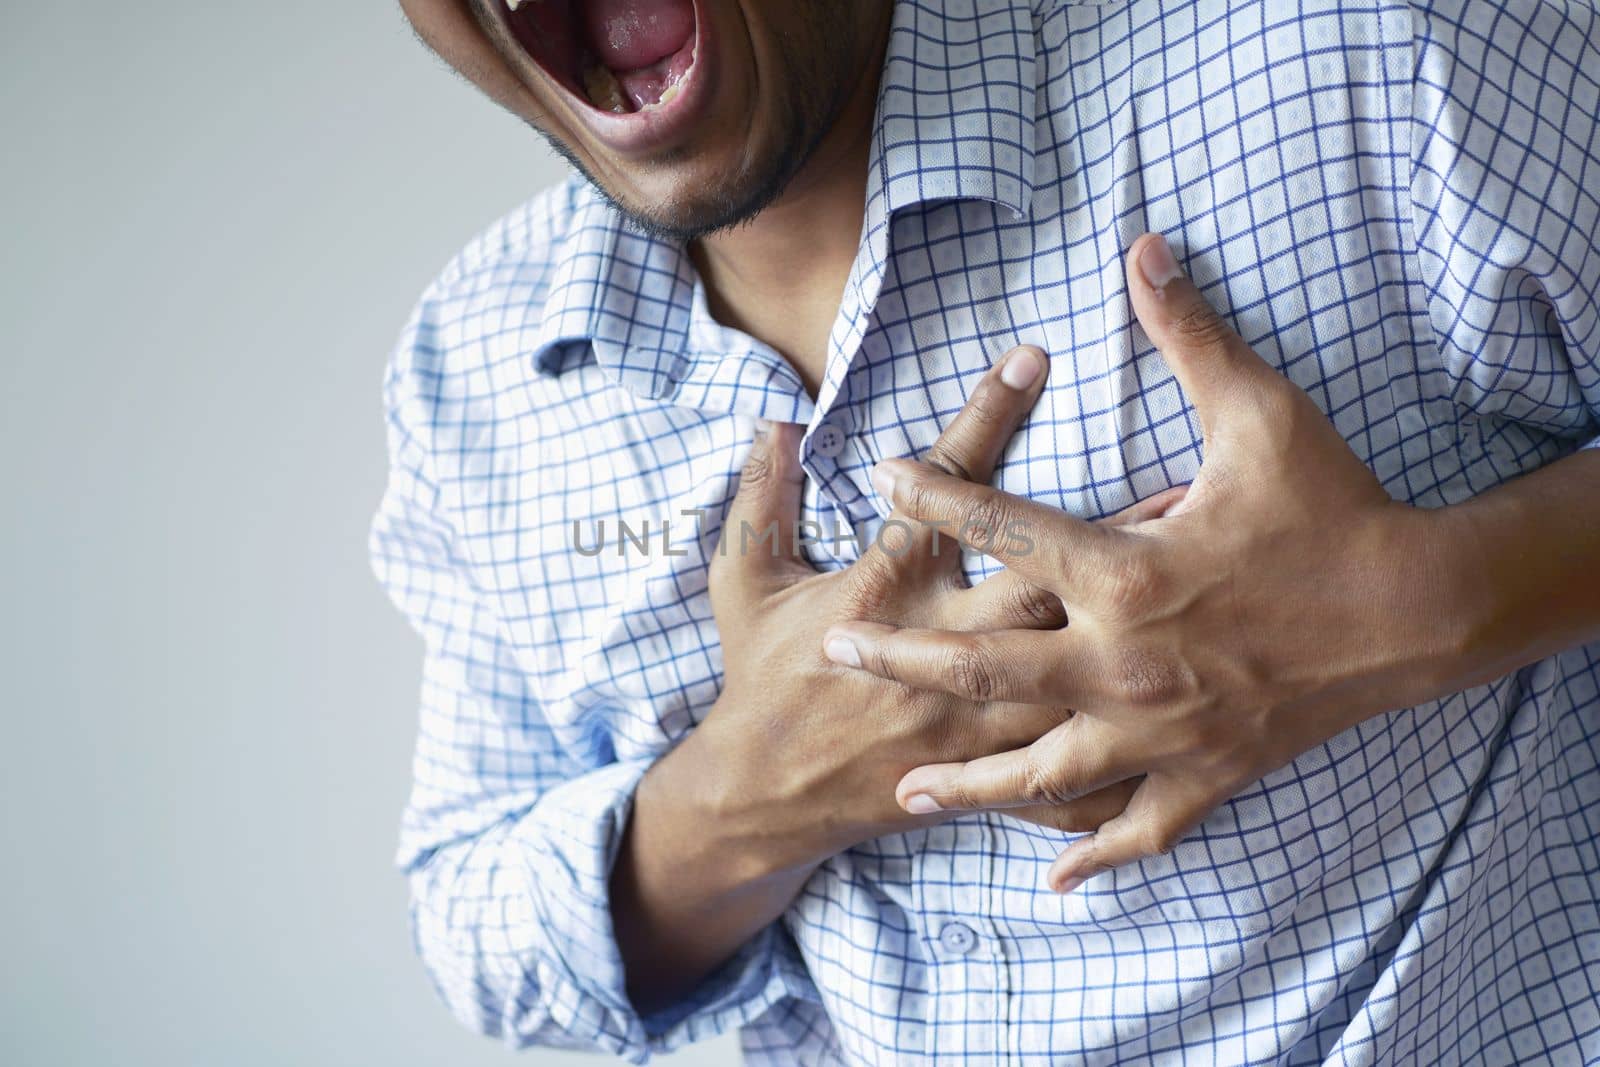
[797,225,1013,1061]
[914,815,1007,1064]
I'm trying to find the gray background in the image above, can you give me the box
[2,4,737,1064]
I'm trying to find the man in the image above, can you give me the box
[371,0,1600,1061]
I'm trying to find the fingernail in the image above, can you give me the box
[1139,234,1184,289]
[870,463,898,502]
[823,635,862,668]
[904,794,943,815]
[754,418,773,437]
[999,346,1044,390]
[1053,873,1086,895]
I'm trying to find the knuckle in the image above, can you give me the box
[1111,646,1189,708]
[852,544,899,590]
[870,649,906,687]
[959,378,1009,430]
[738,447,776,493]
[948,642,1004,702]
[842,554,900,618]
[1019,748,1071,807]
[1009,580,1066,628]
[959,494,1011,550]
[949,774,985,811]
[899,475,941,523]
[1167,302,1234,352]
[924,445,978,485]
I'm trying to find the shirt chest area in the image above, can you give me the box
[464,204,1437,750]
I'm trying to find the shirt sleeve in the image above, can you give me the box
[1407,0,1600,451]
[367,301,811,1061]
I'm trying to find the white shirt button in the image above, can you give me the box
[938,921,978,955]
[811,421,846,458]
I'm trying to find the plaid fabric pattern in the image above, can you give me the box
[369,0,1600,1062]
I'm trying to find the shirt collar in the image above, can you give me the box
[528,0,1038,393]
[872,0,1037,221]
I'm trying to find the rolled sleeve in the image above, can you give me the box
[405,759,812,1060]
[371,310,811,1060]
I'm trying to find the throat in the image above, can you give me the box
[690,186,868,399]
[688,68,880,399]
[700,275,843,400]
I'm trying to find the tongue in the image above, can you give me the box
[582,0,695,73]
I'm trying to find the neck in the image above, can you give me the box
[689,20,889,398]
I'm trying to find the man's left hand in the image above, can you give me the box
[822,233,1472,894]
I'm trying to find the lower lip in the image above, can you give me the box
[514,0,717,158]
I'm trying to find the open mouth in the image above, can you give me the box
[504,0,700,115]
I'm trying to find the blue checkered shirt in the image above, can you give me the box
[370,0,1600,1062]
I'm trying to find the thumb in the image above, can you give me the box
[713,421,813,603]
[1125,233,1278,442]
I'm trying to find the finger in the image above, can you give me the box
[894,715,1139,813]
[952,484,1187,630]
[869,460,1150,604]
[1125,233,1283,441]
[1045,776,1216,894]
[1009,778,1142,835]
[919,345,1050,488]
[822,622,1108,706]
[866,345,1052,567]
[712,422,814,605]
[954,569,1067,631]
[975,699,1075,754]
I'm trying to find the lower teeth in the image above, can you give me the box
[584,63,628,113]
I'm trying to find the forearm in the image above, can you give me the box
[1431,448,1600,689]
[610,720,820,1014]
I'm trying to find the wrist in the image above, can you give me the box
[646,715,830,883]
[1417,480,1574,693]
[1362,500,1497,708]
[1305,502,1477,731]
[613,717,819,1013]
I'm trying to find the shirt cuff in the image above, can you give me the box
[514,757,817,1060]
